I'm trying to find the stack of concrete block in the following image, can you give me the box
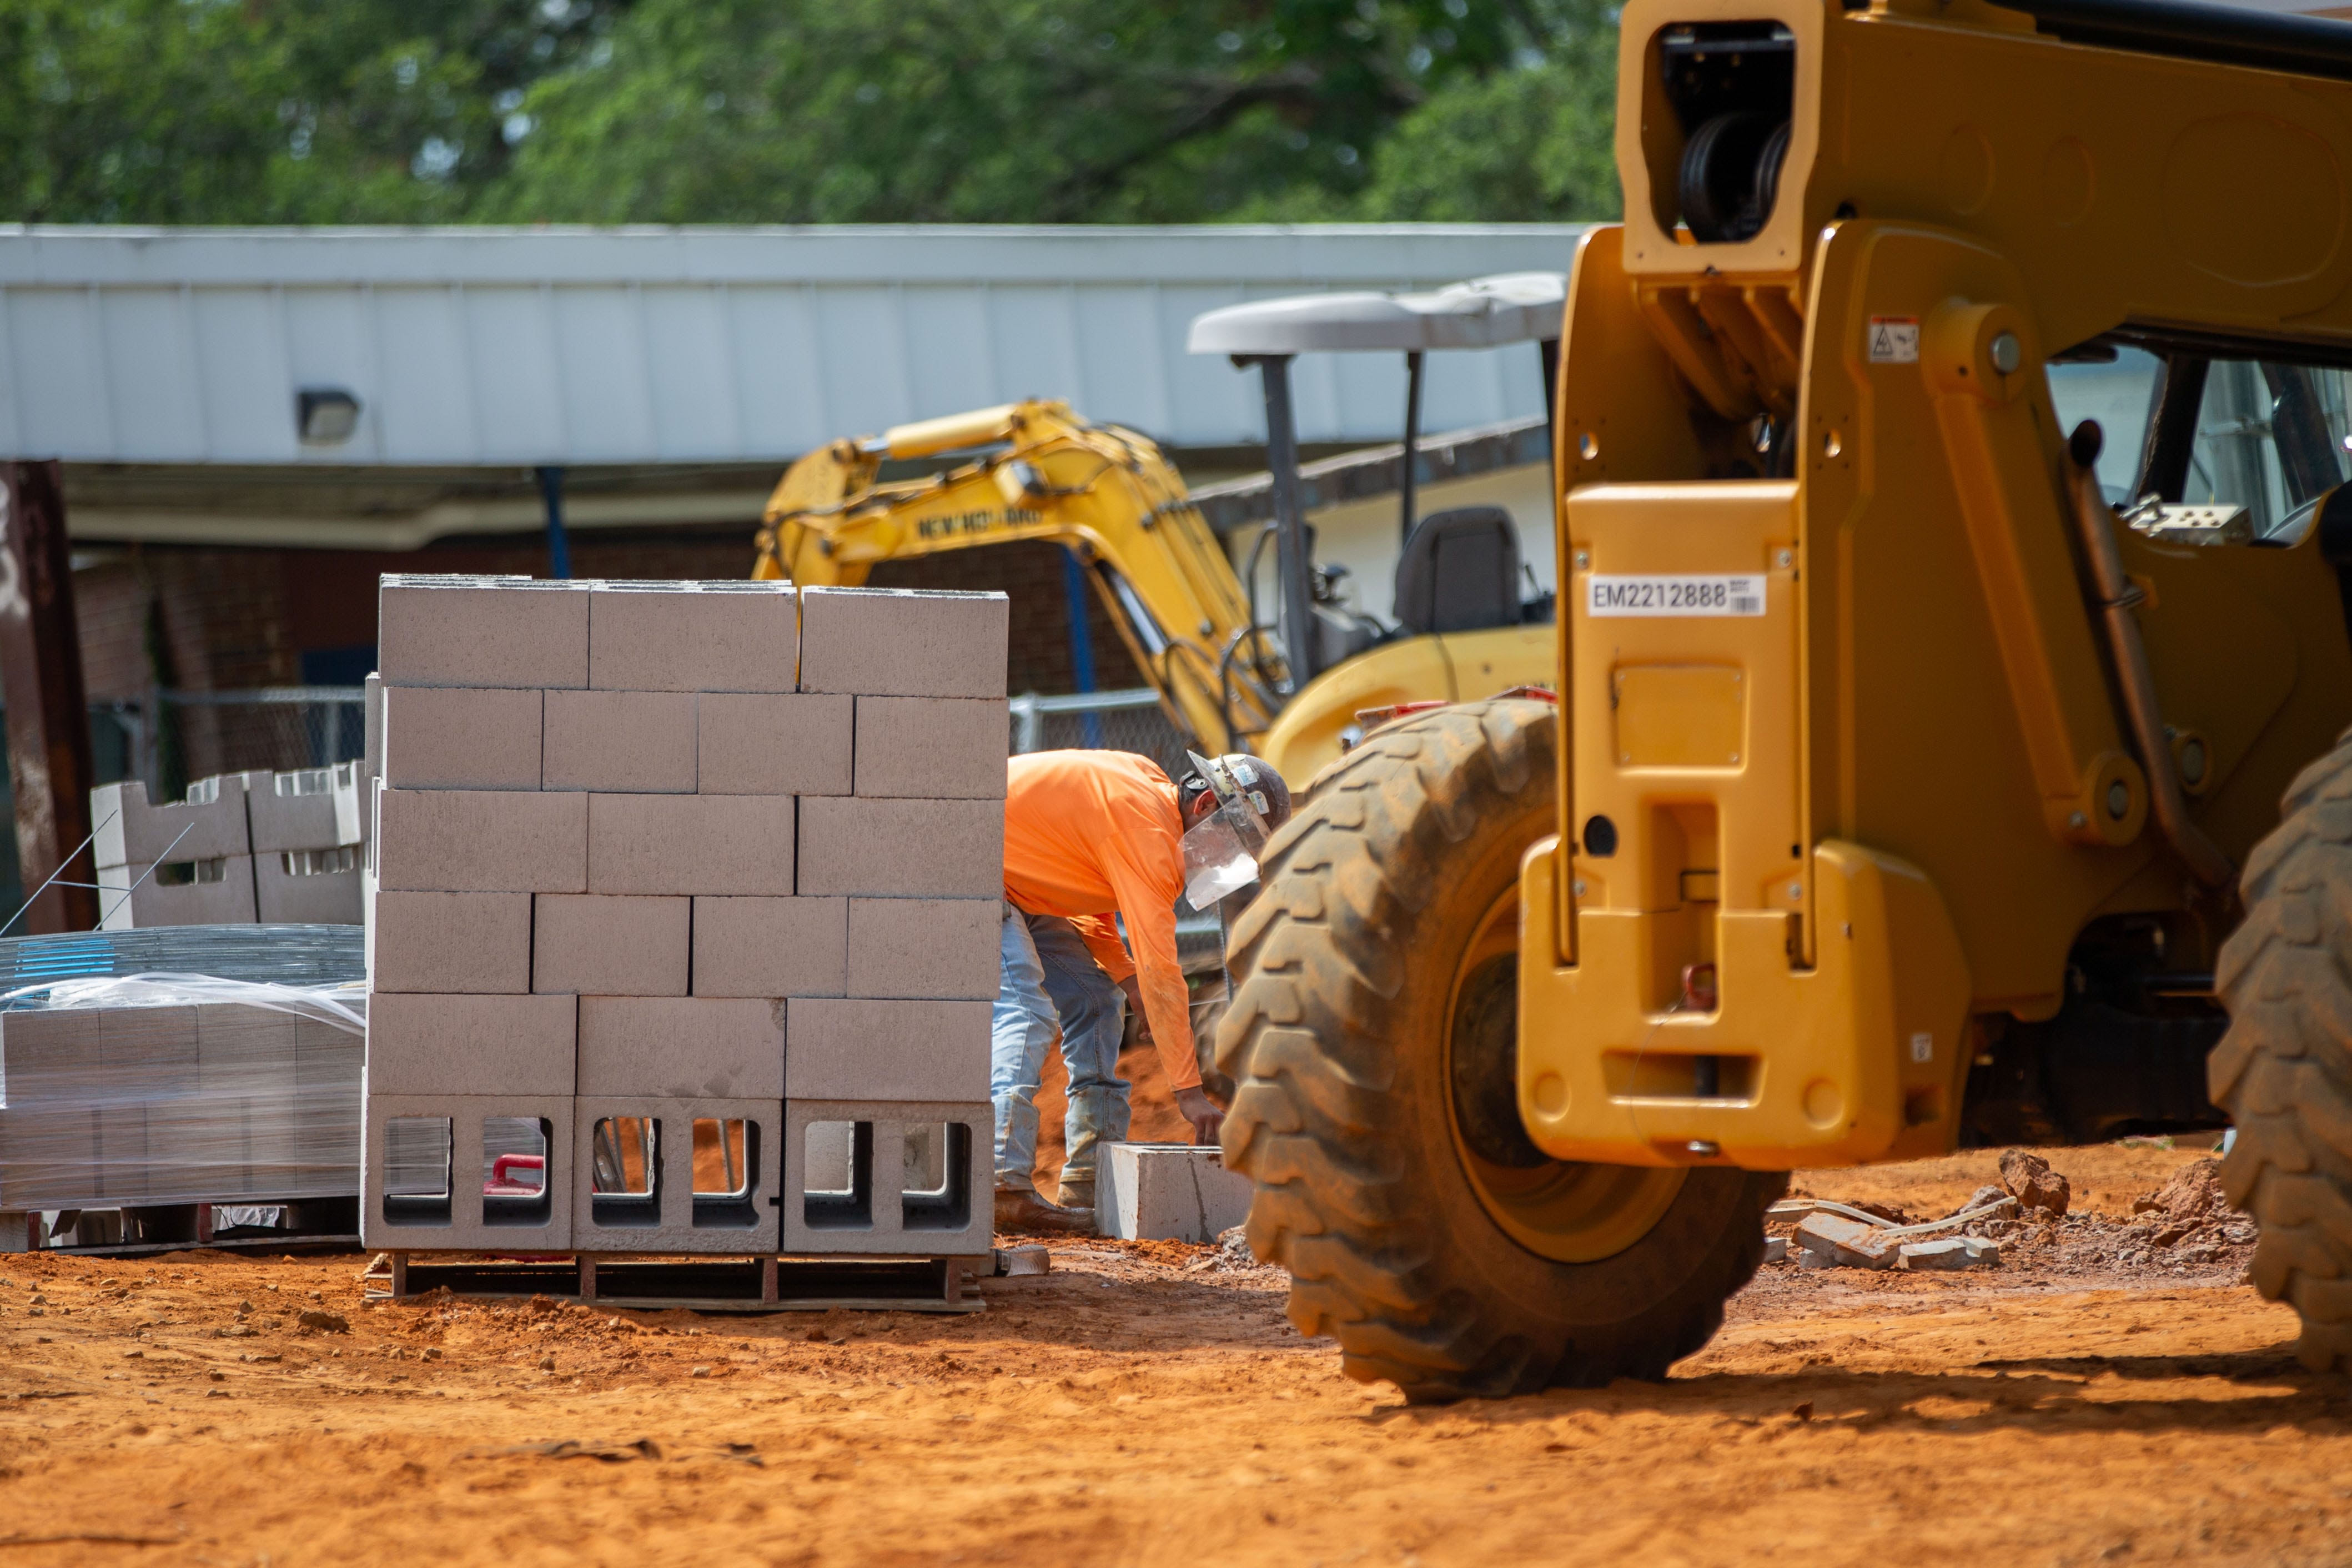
[360,576,1007,1263]
[0,999,363,1211]
[92,765,366,929]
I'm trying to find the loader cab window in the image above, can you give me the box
[2083,348,2352,540]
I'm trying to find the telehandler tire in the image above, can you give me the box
[1215,698,1784,1402]
[2212,731,2352,1373]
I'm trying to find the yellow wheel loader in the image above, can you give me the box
[1217,0,2352,1399]
[751,275,1564,784]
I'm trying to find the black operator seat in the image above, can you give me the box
[1393,505,1524,636]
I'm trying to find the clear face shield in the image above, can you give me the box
[1181,796,1271,911]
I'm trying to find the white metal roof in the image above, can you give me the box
[0,224,1583,468]
[1185,272,1567,355]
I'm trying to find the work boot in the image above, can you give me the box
[994,1187,1093,1236]
[1054,1174,1096,1217]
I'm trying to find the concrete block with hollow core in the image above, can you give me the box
[795,797,1002,898]
[369,889,533,994]
[576,996,786,1099]
[96,857,259,930]
[587,794,795,896]
[853,697,1008,800]
[541,688,697,793]
[798,588,1008,699]
[361,1092,575,1252]
[571,1095,782,1254]
[91,776,251,869]
[845,898,1001,1000]
[532,893,690,997]
[375,788,586,894]
[697,692,852,796]
[780,1098,991,1257]
[253,850,364,924]
[381,687,544,791]
[784,997,991,1102]
[378,575,589,690]
[690,896,847,998]
[363,992,577,1097]
[587,582,797,692]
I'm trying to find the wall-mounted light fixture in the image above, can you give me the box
[295,387,363,445]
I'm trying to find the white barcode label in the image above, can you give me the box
[1586,575,1768,617]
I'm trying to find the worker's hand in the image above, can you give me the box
[1117,976,1152,1043]
[1174,1084,1225,1145]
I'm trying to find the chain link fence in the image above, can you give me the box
[122,688,369,803]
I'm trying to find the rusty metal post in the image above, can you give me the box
[0,461,97,933]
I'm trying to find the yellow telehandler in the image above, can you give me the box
[750,275,1565,783]
[1218,0,2352,1399]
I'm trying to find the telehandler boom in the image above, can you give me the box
[1218,0,2352,1398]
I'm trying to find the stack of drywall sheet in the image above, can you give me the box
[0,991,365,1212]
[92,766,366,929]
[361,576,1007,1261]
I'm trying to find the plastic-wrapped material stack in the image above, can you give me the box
[92,766,367,929]
[0,977,366,1212]
[363,574,1007,1260]
[0,924,366,994]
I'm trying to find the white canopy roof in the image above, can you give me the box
[1185,271,1567,356]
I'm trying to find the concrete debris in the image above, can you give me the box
[1793,1211,1902,1269]
[1763,1237,1788,1265]
[1999,1149,2073,1217]
[1897,1236,2001,1270]
[1796,1246,1837,1269]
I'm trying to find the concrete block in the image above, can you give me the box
[1763,1235,1789,1264]
[382,687,544,791]
[697,692,852,795]
[379,575,590,689]
[255,850,364,924]
[97,857,259,930]
[588,581,797,692]
[370,890,532,994]
[92,776,251,868]
[1095,1142,1253,1243]
[572,1095,782,1254]
[796,797,1002,898]
[542,688,697,792]
[246,763,368,851]
[363,672,383,785]
[1795,1210,1901,1269]
[577,996,785,1099]
[533,893,690,996]
[799,587,1008,698]
[376,788,586,893]
[0,1007,99,1106]
[364,992,577,1097]
[361,1092,575,1252]
[785,997,990,1102]
[846,898,1000,1000]
[691,896,847,999]
[854,697,1008,800]
[780,1097,991,1256]
[587,794,794,896]
[1899,1235,2001,1269]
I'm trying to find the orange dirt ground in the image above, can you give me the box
[3,1140,2348,1567]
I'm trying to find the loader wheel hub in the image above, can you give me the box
[1444,889,1686,1264]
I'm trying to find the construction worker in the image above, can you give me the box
[993,747,1292,1233]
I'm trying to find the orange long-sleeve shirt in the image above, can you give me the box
[1001,750,1199,1092]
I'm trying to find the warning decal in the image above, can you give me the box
[1868,316,1921,364]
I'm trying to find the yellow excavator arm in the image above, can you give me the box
[754,399,1284,755]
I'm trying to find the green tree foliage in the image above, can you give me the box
[0,0,1621,226]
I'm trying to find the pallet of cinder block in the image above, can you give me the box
[0,995,364,1213]
[91,764,367,929]
[361,575,1007,1265]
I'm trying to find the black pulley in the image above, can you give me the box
[1678,112,1793,243]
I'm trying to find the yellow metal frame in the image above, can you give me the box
[1518,0,2352,1169]
[756,398,1555,784]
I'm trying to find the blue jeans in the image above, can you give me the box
[992,906,1132,1195]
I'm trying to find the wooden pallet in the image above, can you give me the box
[365,1252,992,1313]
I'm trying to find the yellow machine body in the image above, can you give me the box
[755,399,1554,783]
[1516,0,2352,1168]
